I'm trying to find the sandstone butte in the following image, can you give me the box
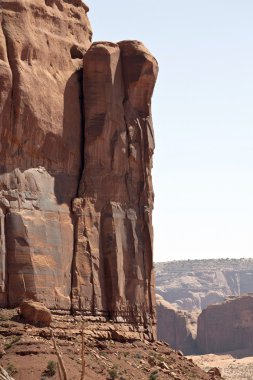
[0,0,158,340]
[157,293,253,356]
[196,294,253,354]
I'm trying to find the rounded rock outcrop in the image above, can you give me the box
[20,300,52,326]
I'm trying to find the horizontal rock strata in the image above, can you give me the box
[156,259,253,311]
[196,295,253,354]
[156,295,196,354]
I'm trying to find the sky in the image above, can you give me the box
[87,1,253,262]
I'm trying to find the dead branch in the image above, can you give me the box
[50,328,68,380]
[0,367,14,380]
[57,361,63,380]
[80,325,86,380]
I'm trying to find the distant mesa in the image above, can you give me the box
[156,294,196,355]
[196,294,253,354]
[156,258,253,312]
[156,259,253,354]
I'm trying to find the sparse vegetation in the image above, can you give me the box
[156,353,164,362]
[43,360,57,377]
[135,352,142,359]
[4,336,21,350]
[108,365,118,379]
[149,371,158,380]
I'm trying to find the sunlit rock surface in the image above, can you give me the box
[0,0,158,340]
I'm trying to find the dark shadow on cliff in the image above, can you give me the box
[53,68,84,205]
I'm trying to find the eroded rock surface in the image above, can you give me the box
[156,295,196,354]
[0,0,158,340]
[0,0,91,309]
[72,41,158,339]
[156,259,253,312]
[196,295,253,354]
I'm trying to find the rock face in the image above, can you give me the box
[196,295,253,354]
[156,295,196,354]
[156,259,253,312]
[0,0,158,340]
[72,41,157,336]
[0,0,91,309]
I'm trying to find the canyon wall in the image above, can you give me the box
[0,0,158,340]
[158,293,253,355]
[156,259,253,311]
[156,295,196,354]
[196,295,253,354]
[156,260,253,353]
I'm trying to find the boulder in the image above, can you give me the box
[20,300,52,326]
[207,368,222,377]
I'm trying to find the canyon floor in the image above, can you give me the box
[189,349,253,380]
[0,309,221,380]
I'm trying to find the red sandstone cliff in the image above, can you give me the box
[0,0,158,340]
[196,294,253,354]
[72,41,157,335]
[156,295,196,354]
[0,0,91,310]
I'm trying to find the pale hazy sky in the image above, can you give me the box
[87,1,253,262]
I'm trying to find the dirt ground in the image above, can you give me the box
[189,349,253,380]
[0,308,222,380]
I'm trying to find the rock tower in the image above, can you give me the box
[0,0,158,340]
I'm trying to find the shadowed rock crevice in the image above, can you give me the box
[0,19,13,155]
[70,45,84,59]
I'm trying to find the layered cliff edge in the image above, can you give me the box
[0,0,158,340]
[156,295,196,355]
[157,293,253,356]
[156,259,253,353]
[196,294,253,354]
[156,259,253,311]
